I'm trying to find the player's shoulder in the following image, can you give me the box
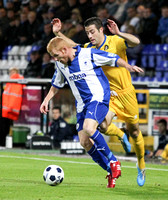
[84,42,93,48]
[106,35,123,42]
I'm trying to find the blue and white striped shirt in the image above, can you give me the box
[52,45,119,113]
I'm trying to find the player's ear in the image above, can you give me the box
[100,27,104,33]
[61,47,68,54]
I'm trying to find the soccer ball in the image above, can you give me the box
[43,165,64,186]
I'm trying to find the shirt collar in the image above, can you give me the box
[73,45,81,56]
[97,35,107,50]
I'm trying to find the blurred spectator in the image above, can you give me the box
[47,7,55,21]
[62,19,77,39]
[5,1,15,10]
[137,6,159,44]
[118,0,137,24]
[156,5,168,43]
[0,67,24,146]
[7,9,15,22]
[113,0,127,22]
[63,111,77,124]
[147,119,168,158]
[135,4,145,32]
[24,49,42,78]
[36,0,49,22]
[6,17,20,45]
[49,0,69,21]
[100,0,108,7]
[96,7,121,35]
[72,22,89,44]
[26,11,41,44]
[48,106,73,149]
[105,0,119,17]
[91,0,103,16]
[0,7,9,36]
[41,52,55,78]
[17,12,29,45]
[20,3,30,15]
[67,0,79,11]
[78,0,93,21]
[29,0,39,12]
[126,25,143,66]
[0,27,6,58]
[67,0,79,18]
[70,8,83,25]
[12,0,21,13]
[37,22,55,53]
[120,6,140,32]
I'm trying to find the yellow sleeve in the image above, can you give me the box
[114,35,127,52]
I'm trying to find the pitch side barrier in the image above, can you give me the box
[0,78,51,134]
[1,79,168,133]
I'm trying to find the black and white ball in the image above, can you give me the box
[43,165,64,186]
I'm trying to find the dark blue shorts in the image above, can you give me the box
[76,101,109,132]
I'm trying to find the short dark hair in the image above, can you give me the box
[84,17,103,30]
[157,119,167,127]
[52,106,61,113]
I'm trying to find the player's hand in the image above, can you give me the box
[107,19,120,35]
[129,65,144,73]
[51,18,62,35]
[40,101,49,114]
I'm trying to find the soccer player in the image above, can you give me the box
[52,17,146,186]
[40,37,143,188]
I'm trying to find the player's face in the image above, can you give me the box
[85,24,104,47]
[52,109,61,120]
[51,48,68,64]
[158,123,166,134]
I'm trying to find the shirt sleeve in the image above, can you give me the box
[51,62,66,88]
[91,48,120,67]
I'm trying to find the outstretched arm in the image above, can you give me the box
[92,49,144,73]
[117,58,143,73]
[51,18,77,47]
[40,86,59,114]
[107,19,140,47]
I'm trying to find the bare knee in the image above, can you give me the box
[127,123,140,138]
[99,123,107,133]
[79,137,93,150]
[83,124,95,136]
[130,129,139,138]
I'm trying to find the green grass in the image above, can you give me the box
[0,150,168,200]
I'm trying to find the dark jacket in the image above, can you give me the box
[24,57,42,78]
[41,62,55,78]
[49,117,73,148]
[157,131,168,150]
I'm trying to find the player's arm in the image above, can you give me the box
[107,19,140,47]
[51,18,77,47]
[40,86,59,114]
[117,58,144,73]
[92,49,144,73]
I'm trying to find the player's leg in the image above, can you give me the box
[161,144,168,160]
[83,118,118,164]
[78,130,111,173]
[100,110,131,153]
[76,108,117,176]
[100,111,122,179]
[83,118,120,188]
[126,122,145,186]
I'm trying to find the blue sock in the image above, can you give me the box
[87,143,110,172]
[90,130,117,162]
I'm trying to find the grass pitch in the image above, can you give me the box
[0,150,168,200]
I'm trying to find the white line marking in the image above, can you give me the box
[0,155,168,172]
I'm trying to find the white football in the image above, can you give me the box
[43,165,64,186]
